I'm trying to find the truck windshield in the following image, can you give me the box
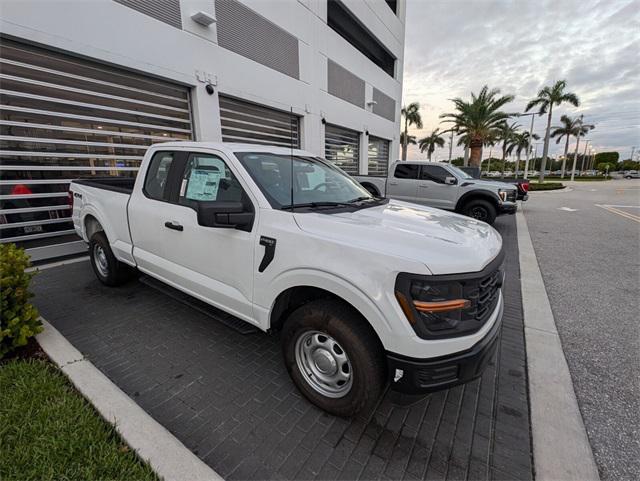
[235,152,375,209]
[448,165,473,179]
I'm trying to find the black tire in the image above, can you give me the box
[625,175,632,179]
[89,231,136,286]
[281,299,386,417]
[462,198,497,224]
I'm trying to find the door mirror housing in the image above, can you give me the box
[444,176,457,185]
[197,201,254,232]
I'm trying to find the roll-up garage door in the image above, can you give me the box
[0,39,193,261]
[368,136,390,177]
[219,95,299,148]
[324,124,360,175]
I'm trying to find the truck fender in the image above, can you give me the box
[80,206,110,242]
[455,190,500,212]
[262,268,396,348]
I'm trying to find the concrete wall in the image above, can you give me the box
[0,0,405,172]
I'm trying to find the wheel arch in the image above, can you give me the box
[266,274,394,350]
[359,182,381,197]
[83,213,104,241]
[455,190,500,212]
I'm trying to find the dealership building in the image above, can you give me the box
[0,0,406,260]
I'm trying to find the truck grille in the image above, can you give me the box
[506,190,517,202]
[463,268,502,324]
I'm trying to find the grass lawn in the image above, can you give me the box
[0,359,157,481]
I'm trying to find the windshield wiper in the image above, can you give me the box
[280,201,354,210]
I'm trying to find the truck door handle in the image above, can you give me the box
[388,182,398,186]
[418,184,429,188]
[164,221,183,231]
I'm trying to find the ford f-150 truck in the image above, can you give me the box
[355,161,520,225]
[70,142,504,416]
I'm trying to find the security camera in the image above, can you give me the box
[205,84,214,95]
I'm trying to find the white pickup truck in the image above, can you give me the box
[70,142,504,416]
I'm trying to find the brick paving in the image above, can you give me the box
[32,215,532,480]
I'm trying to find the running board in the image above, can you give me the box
[139,275,258,335]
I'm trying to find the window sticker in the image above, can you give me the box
[186,169,221,200]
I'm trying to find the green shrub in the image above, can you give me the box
[0,244,42,358]
[529,182,565,191]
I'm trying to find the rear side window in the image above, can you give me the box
[394,163,419,179]
[420,165,449,183]
[144,151,174,200]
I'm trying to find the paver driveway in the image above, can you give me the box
[32,216,532,481]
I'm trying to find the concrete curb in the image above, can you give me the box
[36,318,222,481]
[516,206,600,481]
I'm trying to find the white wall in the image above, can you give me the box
[0,0,405,167]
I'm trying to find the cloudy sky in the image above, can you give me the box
[401,0,640,161]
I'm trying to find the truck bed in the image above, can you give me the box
[73,177,135,195]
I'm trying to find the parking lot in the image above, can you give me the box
[31,216,531,481]
[525,179,640,480]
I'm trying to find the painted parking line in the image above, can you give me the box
[595,204,640,223]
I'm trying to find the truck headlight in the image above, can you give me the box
[395,278,471,333]
[498,189,508,202]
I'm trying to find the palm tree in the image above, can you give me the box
[401,102,423,160]
[418,129,446,161]
[550,115,595,178]
[495,121,520,178]
[400,132,417,156]
[440,86,514,168]
[550,115,579,178]
[526,80,580,182]
[508,131,539,177]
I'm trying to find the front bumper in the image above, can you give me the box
[386,297,503,394]
[498,203,518,215]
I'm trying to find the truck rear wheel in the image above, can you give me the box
[281,299,386,417]
[462,198,497,224]
[89,231,135,286]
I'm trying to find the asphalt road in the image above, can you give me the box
[523,179,640,481]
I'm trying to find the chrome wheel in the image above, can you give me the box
[295,330,353,398]
[93,244,109,278]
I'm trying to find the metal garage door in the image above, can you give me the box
[368,136,390,177]
[219,95,299,148]
[324,124,360,175]
[0,39,193,261]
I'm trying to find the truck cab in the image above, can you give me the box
[356,161,519,224]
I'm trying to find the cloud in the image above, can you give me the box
[402,0,640,160]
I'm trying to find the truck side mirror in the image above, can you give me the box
[197,201,254,232]
[445,176,457,185]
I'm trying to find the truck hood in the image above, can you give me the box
[294,200,502,275]
[464,178,516,191]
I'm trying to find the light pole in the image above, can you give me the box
[486,147,493,175]
[517,113,536,180]
[581,140,591,173]
[448,130,454,163]
[532,142,542,174]
[570,114,584,181]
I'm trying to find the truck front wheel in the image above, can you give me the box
[462,198,497,224]
[282,299,386,417]
[89,231,136,286]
